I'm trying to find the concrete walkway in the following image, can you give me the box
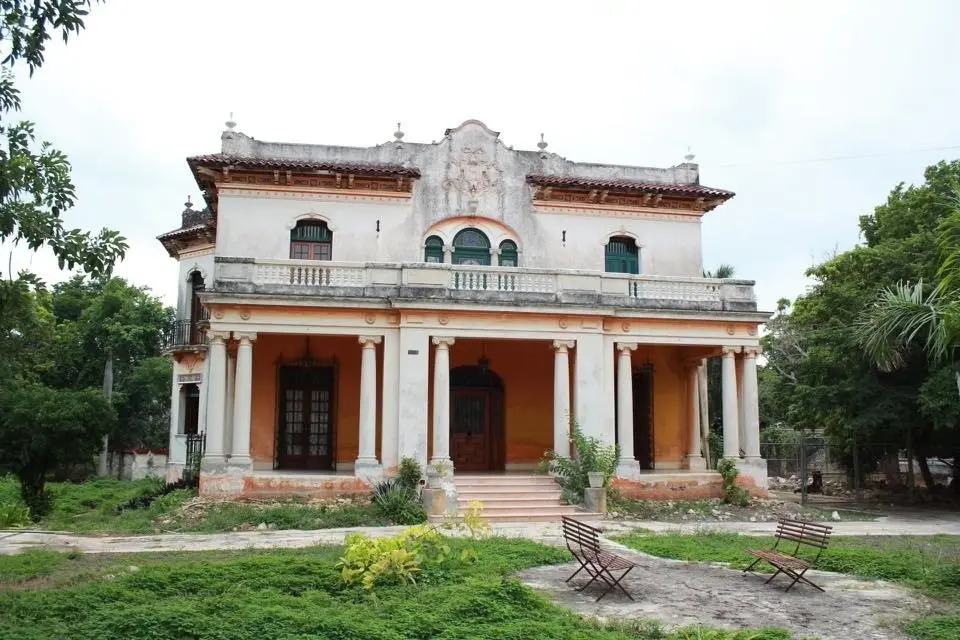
[1,515,958,556]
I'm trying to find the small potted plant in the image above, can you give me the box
[587,471,604,488]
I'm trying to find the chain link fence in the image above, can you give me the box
[761,430,954,505]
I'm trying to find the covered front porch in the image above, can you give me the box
[191,314,762,499]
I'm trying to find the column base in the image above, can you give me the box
[615,458,642,480]
[227,455,253,469]
[354,458,383,483]
[686,455,707,471]
[735,457,768,495]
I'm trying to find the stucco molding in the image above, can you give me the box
[422,216,522,254]
[552,340,575,351]
[358,335,383,347]
[285,212,338,232]
[218,186,412,204]
[533,203,701,223]
[600,228,644,247]
[185,263,209,283]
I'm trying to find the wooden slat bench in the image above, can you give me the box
[744,517,833,592]
[561,516,638,601]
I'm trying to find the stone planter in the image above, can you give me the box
[587,472,604,488]
[427,473,442,489]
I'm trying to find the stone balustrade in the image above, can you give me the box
[214,257,757,312]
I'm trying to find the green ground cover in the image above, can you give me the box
[0,538,794,640]
[0,476,387,534]
[615,532,960,639]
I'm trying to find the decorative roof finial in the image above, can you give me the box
[225,112,237,131]
[184,195,193,210]
[684,146,695,163]
[538,133,548,159]
[394,121,404,142]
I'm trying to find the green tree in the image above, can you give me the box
[762,161,960,491]
[0,1,126,280]
[0,383,115,519]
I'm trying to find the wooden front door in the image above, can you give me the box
[451,389,492,471]
[277,366,335,470]
[632,366,654,469]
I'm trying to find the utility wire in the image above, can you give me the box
[705,144,960,169]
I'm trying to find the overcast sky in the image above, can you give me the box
[7,0,960,313]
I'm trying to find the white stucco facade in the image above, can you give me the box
[158,119,769,499]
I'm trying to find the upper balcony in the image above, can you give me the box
[213,259,757,313]
[163,309,209,352]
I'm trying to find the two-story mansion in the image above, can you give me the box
[160,119,768,500]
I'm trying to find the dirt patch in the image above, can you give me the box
[517,545,932,640]
[608,495,877,524]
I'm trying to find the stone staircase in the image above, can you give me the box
[436,473,602,523]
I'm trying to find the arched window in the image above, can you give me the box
[181,384,200,435]
[498,240,518,267]
[605,236,640,274]
[452,228,491,266]
[424,235,444,263]
[290,220,333,261]
[188,271,206,344]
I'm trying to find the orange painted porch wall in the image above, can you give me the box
[250,334,382,466]
[427,339,555,464]
[629,346,690,466]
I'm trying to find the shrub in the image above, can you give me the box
[397,457,423,491]
[718,458,750,506]
[336,524,454,592]
[540,417,619,502]
[0,500,30,528]
[372,479,427,525]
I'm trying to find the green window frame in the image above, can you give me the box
[605,236,639,274]
[424,235,445,263]
[452,228,491,266]
[290,220,333,261]
[498,240,518,267]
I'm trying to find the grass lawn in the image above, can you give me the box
[615,531,960,640]
[0,538,795,640]
[0,476,386,534]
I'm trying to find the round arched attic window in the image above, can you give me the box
[452,228,491,266]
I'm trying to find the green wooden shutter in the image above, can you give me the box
[605,237,639,274]
[453,228,491,266]
[424,235,444,263]
[499,240,518,267]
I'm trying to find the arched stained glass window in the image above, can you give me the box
[605,236,639,274]
[498,240,518,267]
[424,235,444,263]
[290,220,332,261]
[452,228,491,266]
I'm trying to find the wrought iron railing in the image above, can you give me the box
[164,311,209,350]
[183,432,205,487]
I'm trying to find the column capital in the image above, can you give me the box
[233,331,258,344]
[358,335,383,348]
[431,336,455,348]
[616,342,638,353]
[743,346,762,358]
[552,340,576,352]
[721,345,741,356]
[208,331,231,344]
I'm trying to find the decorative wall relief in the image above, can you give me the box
[441,122,505,220]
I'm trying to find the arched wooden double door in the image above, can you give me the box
[450,366,505,471]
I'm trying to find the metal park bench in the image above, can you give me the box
[744,517,833,592]
[561,516,638,601]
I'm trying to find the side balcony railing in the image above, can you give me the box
[164,310,209,351]
[214,258,756,309]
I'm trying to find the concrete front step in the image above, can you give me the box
[456,489,564,500]
[430,511,603,523]
[453,475,558,487]
[460,498,570,509]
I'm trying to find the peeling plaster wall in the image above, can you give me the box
[213,121,705,275]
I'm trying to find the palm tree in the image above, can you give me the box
[703,264,736,279]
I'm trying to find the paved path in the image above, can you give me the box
[1,515,958,556]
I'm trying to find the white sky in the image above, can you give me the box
[6,0,960,313]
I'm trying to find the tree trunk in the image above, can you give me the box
[952,450,960,494]
[698,359,710,467]
[18,469,49,522]
[97,351,113,476]
[880,453,903,490]
[916,454,936,492]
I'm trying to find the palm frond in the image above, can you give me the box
[855,280,954,370]
[936,190,960,296]
[703,263,736,279]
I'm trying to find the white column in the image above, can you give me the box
[230,332,256,467]
[721,346,741,459]
[380,329,400,472]
[686,362,706,470]
[616,342,641,476]
[356,336,383,478]
[742,347,762,459]
[552,341,575,457]
[203,332,229,463]
[574,333,606,441]
[430,337,455,468]
[736,355,745,456]
[224,351,236,457]
[397,328,429,468]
